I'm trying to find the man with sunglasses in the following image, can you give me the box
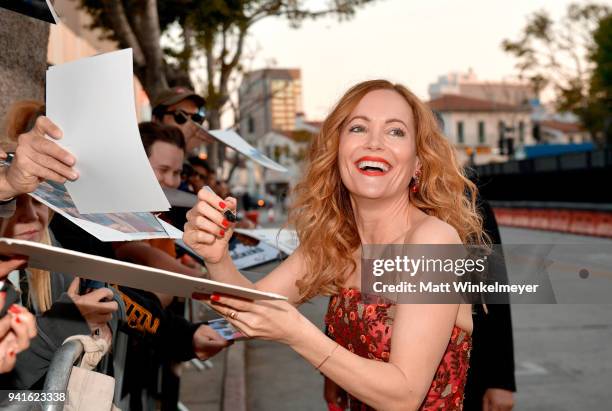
[151,87,213,153]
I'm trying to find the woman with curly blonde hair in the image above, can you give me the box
[184,79,487,410]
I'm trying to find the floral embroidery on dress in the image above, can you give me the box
[325,288,471,411]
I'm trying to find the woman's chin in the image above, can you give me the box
[350,188,390,200]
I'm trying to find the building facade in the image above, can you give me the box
[238,68,303,143]
[47,0,150,119]
[428,94,533,164]
[429,70,535,107]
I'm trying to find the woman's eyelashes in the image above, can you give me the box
[348,124,406,137]
[349,124,366,133]
[388,127,406,137]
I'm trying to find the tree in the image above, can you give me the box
[77,0,376,129]
[502,2,611,140]
[590,13,612,145]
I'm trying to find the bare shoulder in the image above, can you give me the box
[406,215,461,245]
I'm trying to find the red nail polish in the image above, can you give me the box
[211,294,221,302]
[219,201,226,209]
[220,229,225,236]
[222,219,229,228]
[8,350,15,357]
[15,316,21,324]
[9,305,21,314]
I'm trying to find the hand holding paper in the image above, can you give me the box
[46,49,170,214]
[1,116,77,199]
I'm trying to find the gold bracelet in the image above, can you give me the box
[316,343,339,370]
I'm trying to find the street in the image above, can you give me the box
[242,225,612,410]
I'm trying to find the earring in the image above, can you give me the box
[411,170,421,193]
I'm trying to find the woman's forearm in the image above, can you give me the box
[289,318,421,411]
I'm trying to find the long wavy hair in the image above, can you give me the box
[289,80,488,302]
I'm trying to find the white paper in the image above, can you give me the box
[198,124,288,173]
[46,49,170,214]
[175,235,280,269]
[29,181,178,242]
[230,241,282,269]
[234,228,299,255]
[0,238,287,301]
[162,187,197,208]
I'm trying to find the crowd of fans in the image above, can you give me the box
[0,87,239,409]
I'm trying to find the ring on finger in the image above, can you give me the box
[229,311,239,320]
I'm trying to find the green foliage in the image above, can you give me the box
[76,0,375,125]
[502,2,611,142]
[589,14,612,144]
[591,14,612,103]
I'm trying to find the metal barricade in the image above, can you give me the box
[41,339,84,411]
[40,286,128,411]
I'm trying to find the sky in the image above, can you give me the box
[244,0,612,120]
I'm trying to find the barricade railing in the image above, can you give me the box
[41,286,128,411]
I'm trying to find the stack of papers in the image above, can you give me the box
[30,181,181,242]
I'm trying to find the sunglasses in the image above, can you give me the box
[166,109,206,125]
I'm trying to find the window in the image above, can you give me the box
[519,121,525,143]
[457,121,464,144]
[247,116,255,134]
[478,121,485,144]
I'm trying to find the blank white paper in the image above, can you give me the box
[46,49,170,214]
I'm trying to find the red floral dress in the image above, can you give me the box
[325,288,471,411]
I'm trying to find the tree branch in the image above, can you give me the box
[105,0,146,67]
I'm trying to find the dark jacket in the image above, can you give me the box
[1,270,90,390]
[463,198,517,410]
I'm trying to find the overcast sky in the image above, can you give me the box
[245,0,611,120]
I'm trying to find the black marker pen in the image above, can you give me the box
[205,185,236,222]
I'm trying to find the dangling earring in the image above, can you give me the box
[411,170,421,193]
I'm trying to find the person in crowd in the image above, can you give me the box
[184,80,487,410]
[0,101,78,214]
[179,163,196,193]
[432,111,516,411]
[0,100,79,375]
[151,87,212,153]
[0,263,36,375]
[187,156,215,194]
[114,122,230,410]
[114,123,212,298]
[0,193,119,389]
[462,199,516,411]
[0,101,118,390]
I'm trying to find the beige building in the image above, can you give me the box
[238,68,303,143]
[47,0,150,119]
[429,70,535,107]
[428,94,533,164]
[539,120,589,144]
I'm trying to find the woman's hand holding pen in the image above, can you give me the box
[184,188,237,264]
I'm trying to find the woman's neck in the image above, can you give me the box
[351,192,413,244]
